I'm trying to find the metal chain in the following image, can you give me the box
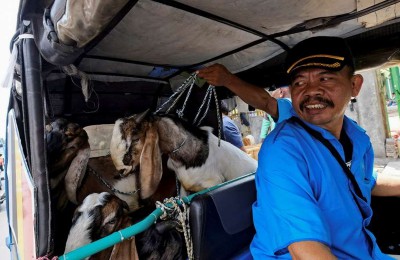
[87,167,140,196]
[211,86,222,146]
[193,86,213,126]
[176,76,196,118]
[155,73,222,146]
[165,87,189,114]
[155,73,196,114]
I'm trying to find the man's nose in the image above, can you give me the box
[305,80,323,95]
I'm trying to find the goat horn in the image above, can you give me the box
[134,109,150,123]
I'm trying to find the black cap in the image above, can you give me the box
[285,36,355,76]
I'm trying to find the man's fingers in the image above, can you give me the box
[196,67,214,76]
[196,64,229,86]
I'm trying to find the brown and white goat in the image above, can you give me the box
[47,118,176,211]
[46,119,140,210]
[110,111,258,198]
[64,192,138,259]
[46,118,91,209]
[65,192,186,259]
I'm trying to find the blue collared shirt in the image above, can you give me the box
[222,115,244,149]
[250,99,392,259]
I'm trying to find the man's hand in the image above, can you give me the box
[288,241,337,260]
[197,63,279,119]
[372,171,400,196]
[196,64,234,87]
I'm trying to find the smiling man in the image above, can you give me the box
[197,36,400,259]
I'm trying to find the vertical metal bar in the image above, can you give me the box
[21,21,52,256]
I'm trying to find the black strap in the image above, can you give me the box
[290,117,367,203]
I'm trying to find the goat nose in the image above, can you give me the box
[117,167,132,178]
[45,124,53,132]
[118,169,128,177]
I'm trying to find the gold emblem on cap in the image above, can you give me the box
[292,62,341,72]
[287,54,345,73]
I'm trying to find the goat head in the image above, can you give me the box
[46,118,90,178]
[65,192,138,259]
[110,110,163,200]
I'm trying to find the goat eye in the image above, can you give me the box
[131,137,140,143]
[107,219,116,225]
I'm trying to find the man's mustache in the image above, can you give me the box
[300,96,334,111]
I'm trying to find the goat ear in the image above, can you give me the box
[109,236,139,259]
[64,146,91,205]
[139,124,162,199]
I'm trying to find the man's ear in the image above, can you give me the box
[351,74,363,97]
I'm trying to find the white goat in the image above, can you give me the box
[110,111,258,198]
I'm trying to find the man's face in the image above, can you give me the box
[289,66,362,135]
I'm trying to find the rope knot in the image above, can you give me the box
[155,197,194,259]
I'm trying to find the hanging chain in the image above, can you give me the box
[154,73,222,146]
[155,73,196,114]
[211,86,222,146]
[87,167,140,196]
[166,87,189,114]
[176,76,196,118]
[193,86,213,126]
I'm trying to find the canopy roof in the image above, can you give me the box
[16,0,400,87]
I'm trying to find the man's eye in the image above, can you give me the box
[293,81,305,87]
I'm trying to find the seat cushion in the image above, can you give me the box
[190,174,256,260]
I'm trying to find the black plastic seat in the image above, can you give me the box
[190,174,256,260]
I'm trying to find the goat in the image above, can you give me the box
[65,192,185,260]
[64,192,138,259]
[110,110,258,198]
[46,118,176,211]
[46,119,180,256]
[135,219,186,260]
[46,118,91,210]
